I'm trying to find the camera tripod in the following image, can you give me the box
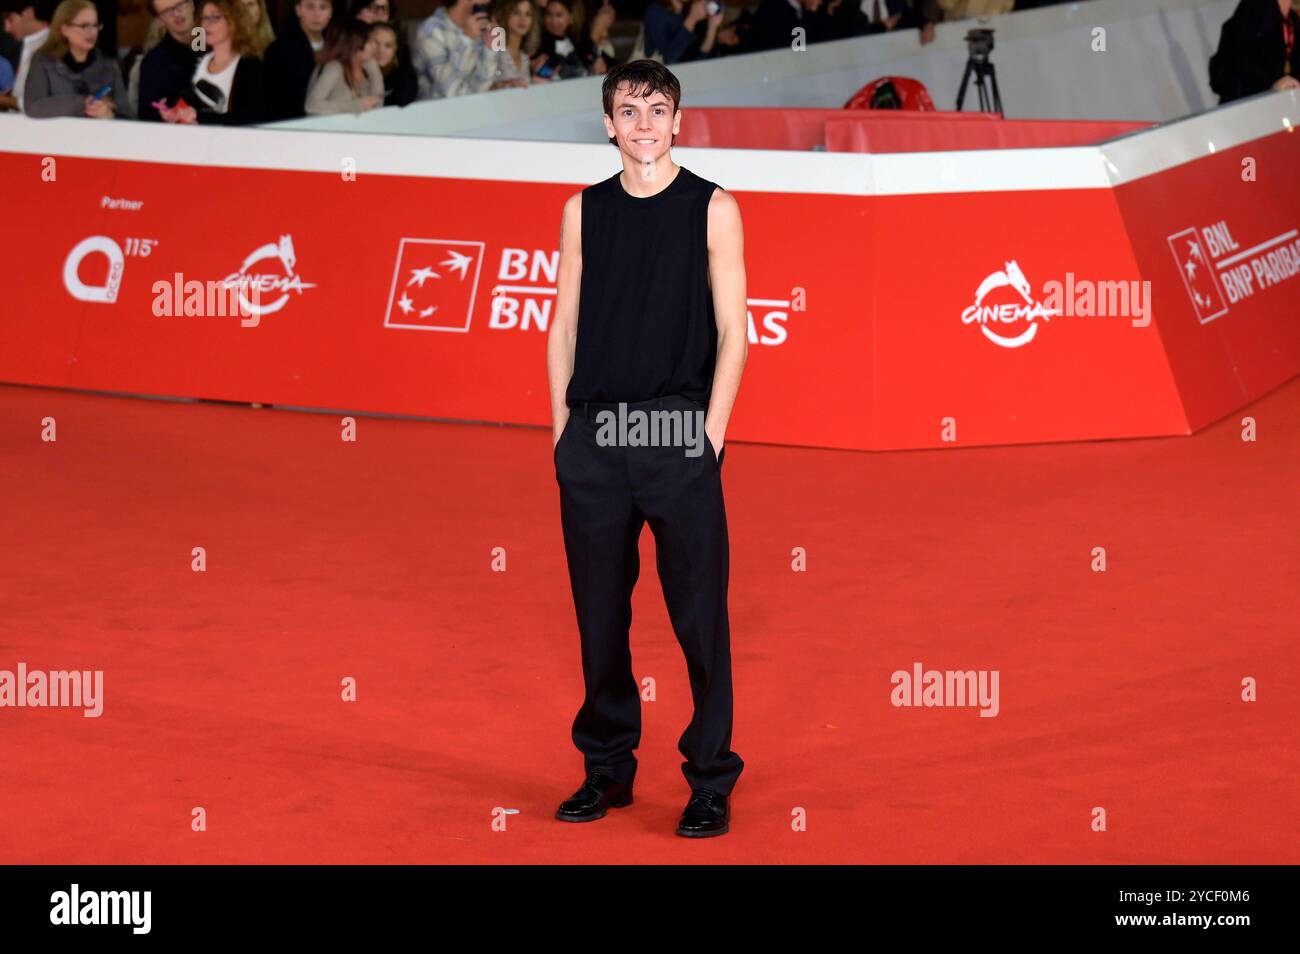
[956,54,1003,114]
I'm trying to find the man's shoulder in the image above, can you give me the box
[418,7,453,36]
[578,173,618,201]
[682,166,725,197]
[264,32,306,62]
[705,181,741,235]
[564,175,620,226]
[29,50,59,76]
[569,178,603,210]
[140,38,169,66]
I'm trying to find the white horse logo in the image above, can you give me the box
[974,260,1033,305]
[225,234,316,317]
[962,259,1058,348]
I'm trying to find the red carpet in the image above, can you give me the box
[1,381,1297,863]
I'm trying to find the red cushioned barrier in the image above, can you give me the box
[673,107,1149,152]
[824,116,1151,153]
[673,106,998,151]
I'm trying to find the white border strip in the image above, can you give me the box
[2,89,1296,195]
[1100,89,1300,186]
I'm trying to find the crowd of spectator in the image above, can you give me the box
[2,0,1293,121]
[0,0,425,120]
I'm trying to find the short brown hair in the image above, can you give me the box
[602,59,681,145]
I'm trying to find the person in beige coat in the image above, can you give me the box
[304,18,384,114]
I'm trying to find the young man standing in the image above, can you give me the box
[546,59,748,837]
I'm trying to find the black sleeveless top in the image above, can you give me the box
[565,164,720,406]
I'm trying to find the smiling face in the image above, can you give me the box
[366,24,395,67]
[604,82,680,164]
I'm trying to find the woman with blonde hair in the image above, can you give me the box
[239,0,275,54]
[23,0,133,117]
[489,0,540,89]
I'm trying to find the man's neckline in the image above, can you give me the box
[617,165,685,203]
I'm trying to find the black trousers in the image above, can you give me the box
[554,394,744,796]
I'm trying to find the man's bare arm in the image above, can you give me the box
[547,192,583,446]
[705,188,748,453]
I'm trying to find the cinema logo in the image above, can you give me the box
[0,663,104,717]
[487,247,795,345]
[961,260,1151,347]
[222,234,316,320]
[50,884,150,934]
[1168,220,1300,324]
[890,662,999,717]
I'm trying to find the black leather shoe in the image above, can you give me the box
[555,771,634,822]
[676,788,729,837]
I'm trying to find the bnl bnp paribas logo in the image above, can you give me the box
[1167,219,1300,324]
[383,239,797,344]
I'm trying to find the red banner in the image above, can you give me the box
[2,105,1297,451]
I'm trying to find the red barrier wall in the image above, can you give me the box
[2,97,1297,452]
[1111,131,1300,431]
[673,107,995,151]
[824,116,1150,153]
[674,107,1148,152]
